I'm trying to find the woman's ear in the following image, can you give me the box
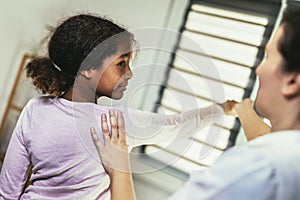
[80,69,92,79]
[282,72,300,97]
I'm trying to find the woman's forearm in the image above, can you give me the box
[110,171,136,200]
[235,99,271,141]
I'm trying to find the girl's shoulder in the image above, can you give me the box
[26,95,56,107]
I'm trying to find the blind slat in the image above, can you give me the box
[167,69,246,100]
[174,50,253,88]
[180,31,259,66]
[187,11,266,45]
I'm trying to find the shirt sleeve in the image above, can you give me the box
[0,112,31,199]
[167,147,278,200]
[120,104,224,148]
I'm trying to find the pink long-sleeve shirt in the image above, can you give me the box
[0,96,224,199]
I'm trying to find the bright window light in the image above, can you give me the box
[160,88,212,111]
[145,145,208,172]
[174,49,253,87]
[191,4,269,25]
[167,69,246,100]
[180,31,259,66]
[192,125,231,150]
[186,11,265,46]
[159,88,236,130]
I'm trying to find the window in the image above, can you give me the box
[288,0,300,7]
[142,0,281,176]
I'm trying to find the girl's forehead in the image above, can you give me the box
[119,41,132,51]
[115,42,133,58]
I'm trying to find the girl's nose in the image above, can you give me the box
[125,69,133,80]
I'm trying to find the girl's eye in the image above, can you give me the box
[118,61,126,67]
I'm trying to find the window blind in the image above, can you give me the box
[288,0,300,7]
[143,0,281,175]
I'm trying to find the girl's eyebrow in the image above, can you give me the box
[120,53,130,58]
[114,53,130,62]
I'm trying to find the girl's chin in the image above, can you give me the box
[111,92,124,100]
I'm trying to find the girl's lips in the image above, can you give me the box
[119,82,128,87]
[118,84,128,90]
[119,86,127,90]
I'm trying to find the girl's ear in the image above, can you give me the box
[80,69,92,79]
[282,72,300,97]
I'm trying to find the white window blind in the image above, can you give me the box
[288,0,300,7]
[143,0,281,175]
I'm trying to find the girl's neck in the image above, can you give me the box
[62,87,97,103]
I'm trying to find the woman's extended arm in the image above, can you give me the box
[91,110,136,200]
[235,99,271,141]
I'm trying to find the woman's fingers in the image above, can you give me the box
[90,127,103,151]
[101,114,109,134]
[92,110,129,174]
[222,100,238,116]
[109,110,118,143]
[99,110,126,147]
[90,127,99,142]
[117,112,126,145]
[100,114,110,143]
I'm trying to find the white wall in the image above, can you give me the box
[0,0,189,199]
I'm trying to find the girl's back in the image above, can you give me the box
[1,96,110,199]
